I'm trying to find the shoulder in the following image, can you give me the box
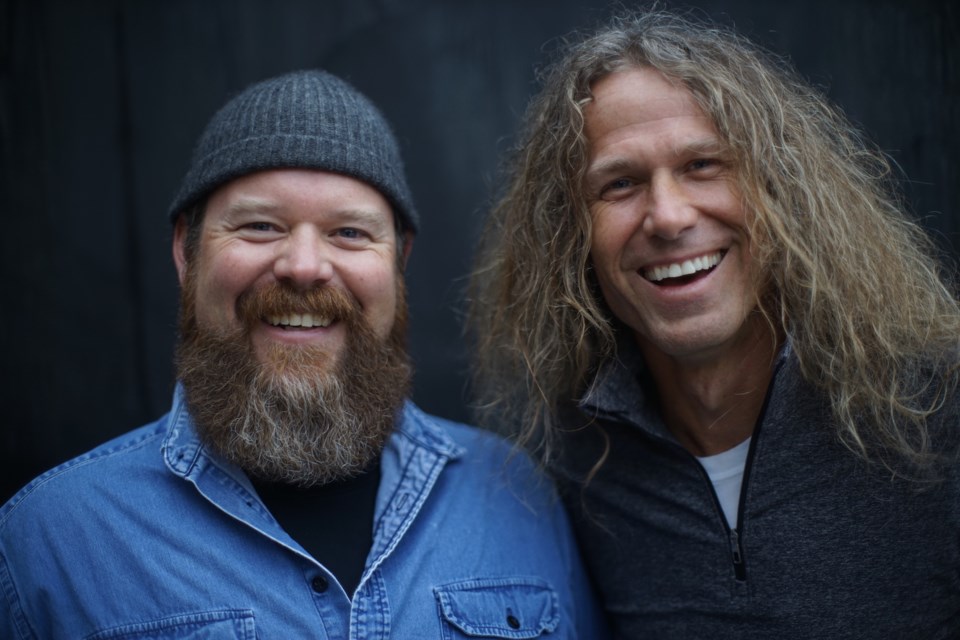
[0,417,169,531]
[398,401,538,475]
[395,403,566,528]
[396,406,611,637]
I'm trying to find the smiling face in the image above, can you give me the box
[584,66,762,366]
[174,168,406,369]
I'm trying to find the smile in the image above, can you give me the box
[643,251,723,283]
[266,313,333,329]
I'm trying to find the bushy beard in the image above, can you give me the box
[175,272,411,487]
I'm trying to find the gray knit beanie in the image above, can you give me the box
[168,69,418,233]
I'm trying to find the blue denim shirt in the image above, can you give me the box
[0,387,608,639]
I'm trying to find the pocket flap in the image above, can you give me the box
[435,577,559,638]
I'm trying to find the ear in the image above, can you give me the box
[400,231,415,269]
[172,215,189,285]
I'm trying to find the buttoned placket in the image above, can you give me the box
[163,391,349,637]
[162,391,462,639]
[346,411,463,639]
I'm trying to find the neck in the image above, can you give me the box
[638,319,782,457]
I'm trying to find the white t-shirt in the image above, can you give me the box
[696,437,751,529]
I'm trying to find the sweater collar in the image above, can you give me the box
[579,334,795,440]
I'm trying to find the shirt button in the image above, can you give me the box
[506,614,521,629]
[311,576,329,594]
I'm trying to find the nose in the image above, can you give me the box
[641,173,697,240]
[272,227,335,289]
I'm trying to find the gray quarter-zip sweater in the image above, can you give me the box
[553,341,960,639]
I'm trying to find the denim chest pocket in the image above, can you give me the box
[85,609,256,639]
[434,577,559,639]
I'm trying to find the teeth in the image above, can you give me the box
[302,315,331,328]
[645,251,722,282]
[266,313,333,328]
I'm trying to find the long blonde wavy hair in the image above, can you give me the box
[468,9,959,471]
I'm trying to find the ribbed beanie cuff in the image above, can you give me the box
[168,70,418,233]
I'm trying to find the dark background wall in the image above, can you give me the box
[2,0,957,503]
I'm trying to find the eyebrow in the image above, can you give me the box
[222,199,390,226]
[680,137,726,155]
[586,136,728,180]
[585,157,634,186]
[222,197,281,218]
[327,207,394,230]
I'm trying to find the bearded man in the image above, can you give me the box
[0,70,607,639]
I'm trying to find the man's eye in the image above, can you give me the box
[245,222,274,232]
[601,178,634,196]
[337,228,365,239]
[689,158,720,172]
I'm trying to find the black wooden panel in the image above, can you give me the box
[1,0,956,503]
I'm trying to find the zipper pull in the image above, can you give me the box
[730,528,747,581]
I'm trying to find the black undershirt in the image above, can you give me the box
[252,458,381,597]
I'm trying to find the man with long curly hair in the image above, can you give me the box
[470,9,960,638]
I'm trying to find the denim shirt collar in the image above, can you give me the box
[158,383,467,589]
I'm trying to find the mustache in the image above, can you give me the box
[236,283,361,330]
[175,274,411,486]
